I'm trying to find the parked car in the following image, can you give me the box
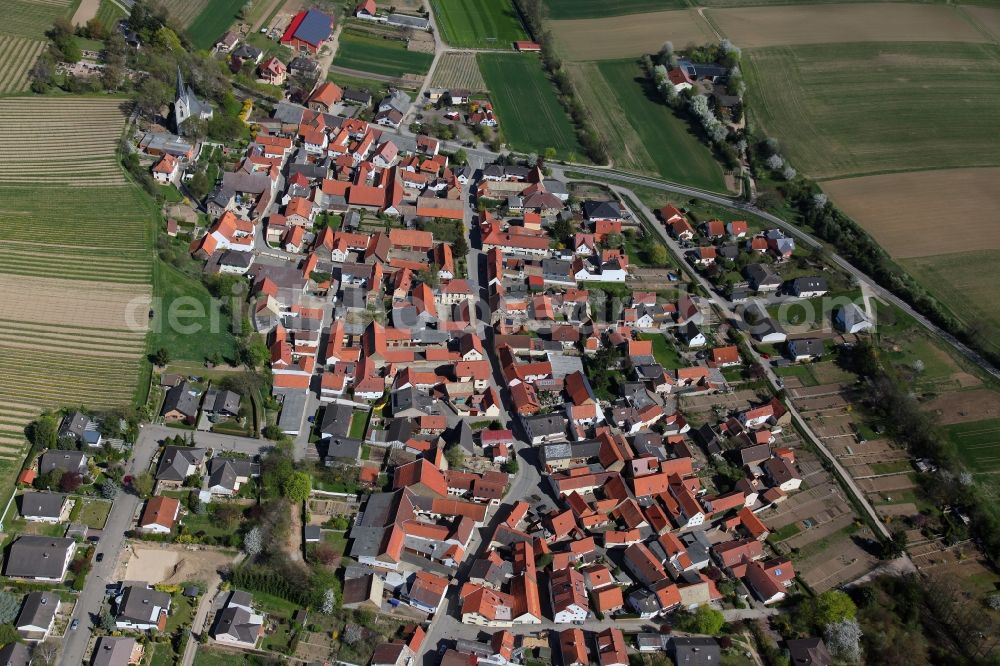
[96,553,104,562]
[70,619,79,631]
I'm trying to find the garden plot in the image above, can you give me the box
[430,52,487,92]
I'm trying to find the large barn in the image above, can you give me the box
[280,9,333,54]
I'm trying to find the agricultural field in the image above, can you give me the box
[945,418,1000,476]
[4,0,77,39]
[477,53,583,159]
[549,9,716,61]
[0,98,153,501]
[333,32,434,79]
[544,0,685,20]
[0,36,46,95]
[743,42,1000,181]
[570,59,727,191]
[94,0,128,29]
[821,168,1000,259]
[186,0,247,49]
[902,251,1000,357]
[707,4,986,48]
[431,0,528,49]
[430,52,487,91]
[963,5,1000,41]
[0,98,128,186]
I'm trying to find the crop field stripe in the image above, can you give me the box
[544,0,684,20]
[744,41,1000,180]
[431,0,528,49]
[592,59,728,192]
[477,53,583,158]
[333,33,434,78]
[430,52,487,91]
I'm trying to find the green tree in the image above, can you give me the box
[283,471,311,502]
[0,592,20,624]
[132,472,155,499]
[240,335,270,369]
[187,170,211,201]
[152,347,170,366]
[602,232,623,249]
[543,147,557,161]
[675,604,725,635]
[648,244,669,266]
[417,266,440,289]
[806,590,857,629]
[134,77,172,119]
[453,148,468,165]
[445,445,465,470]
[453,234,469,258]
[30,415,59,452]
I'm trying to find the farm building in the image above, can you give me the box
[281,10,334,54]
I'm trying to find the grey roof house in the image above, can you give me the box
[154,445,206,482]
[207,457,260,495]
[91,637,140,666]
[211,590,264,648]
[38,450,87,477]
[161,381,200,423]
[15,590,59,640]
[114,585,171,630]
[5,536,76,581]
[19,492,66,523]
[202,389,241,417]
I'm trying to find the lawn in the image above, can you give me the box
[165,592,197,634]
[544,0,685,20]
[477,53,583,159]
[639,333,683,369]
[193,647,274,666]
[186,0,247,49]
[944,418,1000,474]
[180,505,235,540]
[571,59,727,192]
[348,411,370,439]
[743,42,1000,180]
[902,250,1000,357]
[149,259,239,364]
[77,499,112,529]
[432,0,528,48]
[870,460,913,475]
[332,32,434,78]
[774,363,818,387]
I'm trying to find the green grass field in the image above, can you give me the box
[95,0,127,29]
[744,42,1000,180]
[432,0,528,48]
[477,53,583,158]
[639,332,684,369]
[4,0,76,39]
[902,251,1000,357]
[333,32,434,78]
[544,0,685,19]
[186,0,247,49]
[150,260,239,364]
[575,59,727,191]
[945,418,1000,474]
